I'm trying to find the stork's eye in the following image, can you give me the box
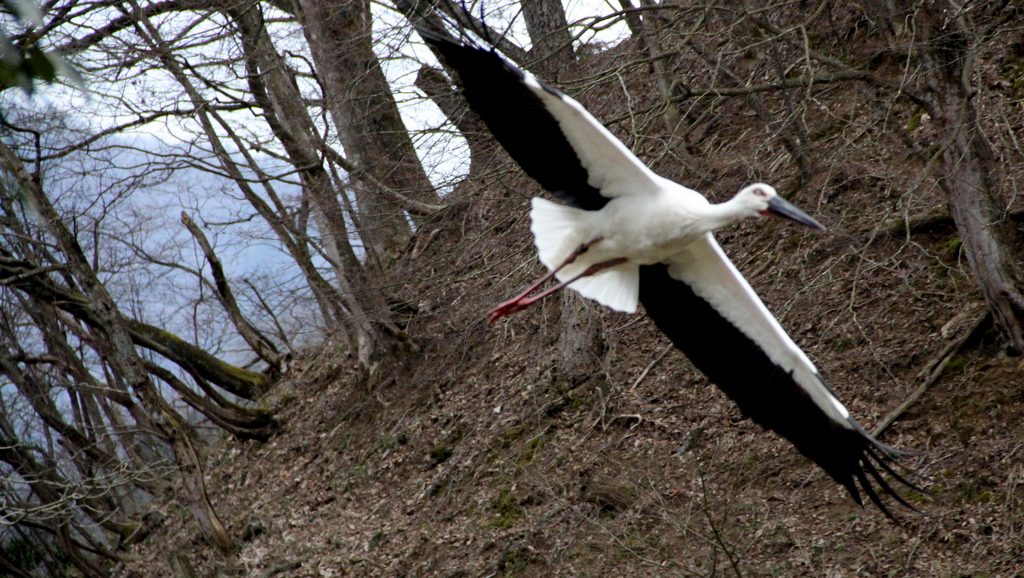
[754,188,767,197]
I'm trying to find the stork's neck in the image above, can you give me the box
[696,196,756,233]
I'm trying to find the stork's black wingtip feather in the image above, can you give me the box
[415,25,463,54]
[865,445,931,496]
[854,467,899,520]
[862,456,924,514]
[836,431,929,519]
[848,418,921,459]
[414,25,442,45]
[842,476,864,508]
[415,24,495,57]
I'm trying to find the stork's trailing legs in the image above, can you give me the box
[488,238,627,323]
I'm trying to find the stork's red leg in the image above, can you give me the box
[487,252,627,324]
[487,238,599,322]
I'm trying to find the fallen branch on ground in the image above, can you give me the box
[872,309,991,437]
[631,343,674,391]
[258,555,311,578]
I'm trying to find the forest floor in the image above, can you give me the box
[120,41,1024,578]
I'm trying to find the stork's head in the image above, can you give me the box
[736,183,825,230]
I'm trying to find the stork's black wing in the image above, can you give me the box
[421,31,663,211]
[641,237,921,516]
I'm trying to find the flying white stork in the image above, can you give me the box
[420,29,919,515]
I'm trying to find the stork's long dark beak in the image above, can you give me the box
[764,197,825,230]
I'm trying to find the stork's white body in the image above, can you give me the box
[535,187,709,268]
[531,183,786,312]
[530,191,711,316]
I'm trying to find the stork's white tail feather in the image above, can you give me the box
[566,263,640,313]
[530,197,640,313]
[530,197,587,270]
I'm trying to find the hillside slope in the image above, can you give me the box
[121,40,1024,578]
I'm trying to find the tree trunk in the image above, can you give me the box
[295,0,438,263]
[170,429,235,555]
[143,0,395,367]
[557,292,604,385]
[521,0,575,72]
[916,4,1024,352]
[220,0,380,360]
[0,141,171,428]
[936,98,1024,351]
[617,0,644,39]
